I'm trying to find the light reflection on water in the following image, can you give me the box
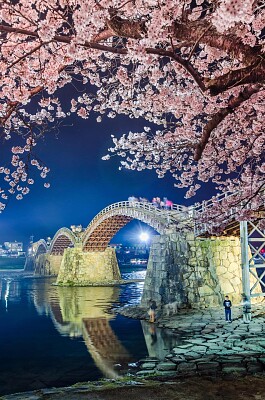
[0,266,186,396]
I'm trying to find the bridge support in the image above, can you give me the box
[34,254,63,276]
[141,232,262,310]
[240,220,265,321]
[56,246,121,286]
[240,221,251,299]
[24,255,34,272]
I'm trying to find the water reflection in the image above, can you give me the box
[141,320,186,360]
[0,278,21,311]
[31,281,131,378]
[0,272,188,396]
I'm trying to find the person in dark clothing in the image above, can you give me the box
[223,295,232,322]
[149,300,157,323]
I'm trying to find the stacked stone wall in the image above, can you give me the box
[56,246,121,286]
[34,254,62,275]
[141,232,261,309]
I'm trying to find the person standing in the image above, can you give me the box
[223,295,232,322]
[149,300,157,323]
[242,294,251,323]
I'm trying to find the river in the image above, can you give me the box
[0,266,183,396]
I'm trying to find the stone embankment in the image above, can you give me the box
[120,302,265,377]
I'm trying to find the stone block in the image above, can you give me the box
[136,370,156,376]
[156,361,177,371]
[222,365,247,374]
[197,361,220,371]
[177,362,197,373]
[140,362,157,370]
[171,355,186,363]
[155,371,178,377]
[246,362,263,373]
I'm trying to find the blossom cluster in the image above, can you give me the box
[0,0,264,224]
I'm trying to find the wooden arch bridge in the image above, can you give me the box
[47,200,189,254]
[27,196,265,310]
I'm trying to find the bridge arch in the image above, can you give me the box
[49,228,77,255]
[82,201,186,251]
[33,239,48,257]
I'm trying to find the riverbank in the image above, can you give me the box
[118,302,265,376]
[2,374,265,399]
[2,302,265,399]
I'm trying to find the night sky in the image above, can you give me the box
[0,112,211,248]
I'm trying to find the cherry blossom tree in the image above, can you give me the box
[0,0,264,225]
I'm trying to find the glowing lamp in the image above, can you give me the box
[139,232,149,242]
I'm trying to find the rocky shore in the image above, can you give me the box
[2,302,265,399]
[120,302,265,377]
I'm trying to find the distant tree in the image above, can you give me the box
[0,0,264,224]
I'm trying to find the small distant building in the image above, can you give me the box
[3,241,24,257]
[0,245,8,257]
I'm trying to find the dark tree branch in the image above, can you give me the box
[194,84,262,161]
[173,19,261,66]
[206,59,265,95]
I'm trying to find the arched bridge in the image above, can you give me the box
[42,201,188,255]
[82,201,188,251]
[28,197,265,309]
[49,228,77,255]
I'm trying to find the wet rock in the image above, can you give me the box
[190,345,207,353]
[222,364,247,374]
[197,361,220,371]
[136,370,156,376]
[140,362,157,370]
[156,361,176,371]
[2,395,41,400]
[155,371,177,377]
[246,362,263,373]
[171,355,186,363]
[185,352,201,360]
[177,362,197,373]
[186,338,207,344]
[258,357,265,365]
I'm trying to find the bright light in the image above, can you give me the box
[139,232,149,242]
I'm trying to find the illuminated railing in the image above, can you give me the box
[85,201,188,229]
[191,190,264,236]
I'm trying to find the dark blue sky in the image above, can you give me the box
[0,112,211,247]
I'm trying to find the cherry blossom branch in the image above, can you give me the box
[0,25,127,55]
[205,59,265,95]
[0,68,65,127]
[173,19,260,66]
[194,84,262,161]
[1,22,263,97]
[187,25,211,61]
[6,41,49,70]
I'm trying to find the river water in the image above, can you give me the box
[0,266,183,396]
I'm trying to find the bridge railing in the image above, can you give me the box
[85,200,189,231]
[191,190,258,236]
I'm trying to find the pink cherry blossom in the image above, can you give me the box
[0,0,263,225]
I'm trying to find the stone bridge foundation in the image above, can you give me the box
[34,254,63,276]
[141,232,260,309]
[56,246,121,286]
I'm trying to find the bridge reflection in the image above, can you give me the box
[32,282,131,378]
[31,281,188,368]
[0,276,189,375]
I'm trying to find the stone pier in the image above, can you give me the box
[56,246,121,286]
[34,254,63,276]
[141,232,260,309]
